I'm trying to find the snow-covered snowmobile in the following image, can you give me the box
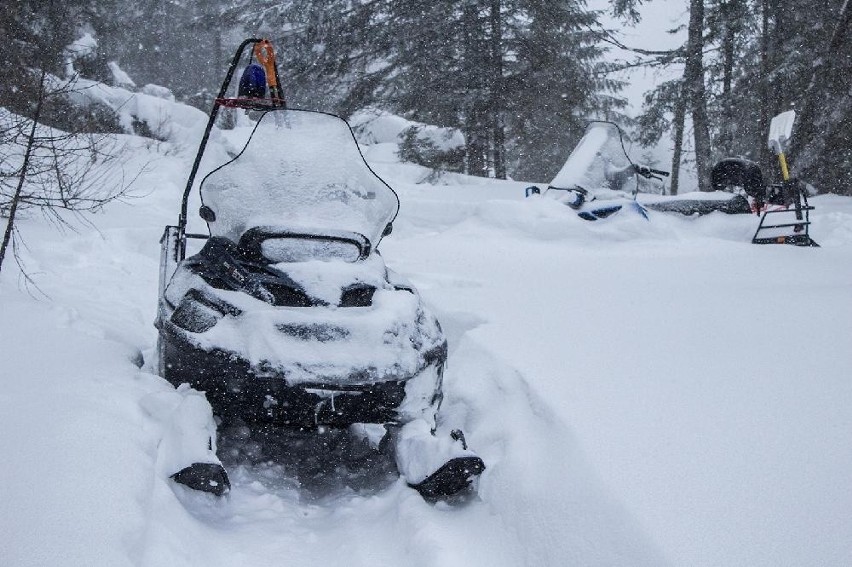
[524,120,752,220]
[154,38,484,500]
[525,118,817,246]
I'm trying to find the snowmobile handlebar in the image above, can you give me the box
[634,165,670,180]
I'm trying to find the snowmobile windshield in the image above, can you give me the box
[548,122,633,194]
[199,110,399,254]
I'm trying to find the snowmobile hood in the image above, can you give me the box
[549,122,632,193]
[163,263,446,387]
[200,109,399,250]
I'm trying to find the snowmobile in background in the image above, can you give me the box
[524,120,664,220]
[524,120,751,221]
[153,38,484,501]
[524,116,817,246]
[522,121,754,220]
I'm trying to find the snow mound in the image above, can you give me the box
[107,62,137,88]
[349,107,464,151]
[4,96,852,567]
[56,75,209,146]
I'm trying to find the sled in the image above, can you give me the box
[751,110,818,247]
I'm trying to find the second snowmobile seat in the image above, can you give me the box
[711,158,765,199]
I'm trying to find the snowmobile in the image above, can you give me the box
[153,38,484,501]
[524,120,752,221]
[525,117,817,246]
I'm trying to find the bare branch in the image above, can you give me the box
[1,72,141,277]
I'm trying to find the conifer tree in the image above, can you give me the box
[635,0,851,194]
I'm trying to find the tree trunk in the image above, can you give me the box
[489,0,506,179]
[466,105,489,177]
[1,71,45,274]
[670,82,687,195]
[719,0,739,156]
[462,2,488,178]
[757,0,774,173]
[684,0,713,191]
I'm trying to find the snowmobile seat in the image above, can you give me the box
[711,158,765,199]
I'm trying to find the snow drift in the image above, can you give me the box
[2,98,852,567]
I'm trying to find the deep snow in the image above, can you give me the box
[2,113,851,567]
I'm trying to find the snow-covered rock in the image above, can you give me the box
[56,74,209,146]
[350,107,464,151]
[107,61,137,88]
[66,33,99,59]
[140,84,175,101]
[64,33,99,77]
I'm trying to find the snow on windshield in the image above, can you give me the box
[200,110,399,248]
[549,122,632,192]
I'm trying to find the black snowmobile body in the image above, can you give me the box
[153,38,450,430]
[157,231,447,429]
[156,108,447,429]
[642,194,751,215]
[642,158,759,215]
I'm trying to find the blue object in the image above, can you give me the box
[581,204,622,221]
[238,64,267,98]
[628,201,650,220]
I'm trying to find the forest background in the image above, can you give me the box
[2,0,850,196]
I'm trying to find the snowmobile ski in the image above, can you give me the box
[410,456,486,501]
[171,463,231,497]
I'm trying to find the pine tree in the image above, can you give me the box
[98,0,236,101]
[504,0,626,181]
[684,0,714,191]
[704,0,750,157]
[217,0,623,181]
[792,0,852,193]
[0,1,86,114]
[718,0,850,191]
[375,0,624,180]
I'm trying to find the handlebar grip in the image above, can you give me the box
[649,168,670,177]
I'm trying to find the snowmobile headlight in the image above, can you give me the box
[339,285,376,307]
[170,290,239,333]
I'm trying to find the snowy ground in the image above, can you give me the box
[2,125,851,567]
